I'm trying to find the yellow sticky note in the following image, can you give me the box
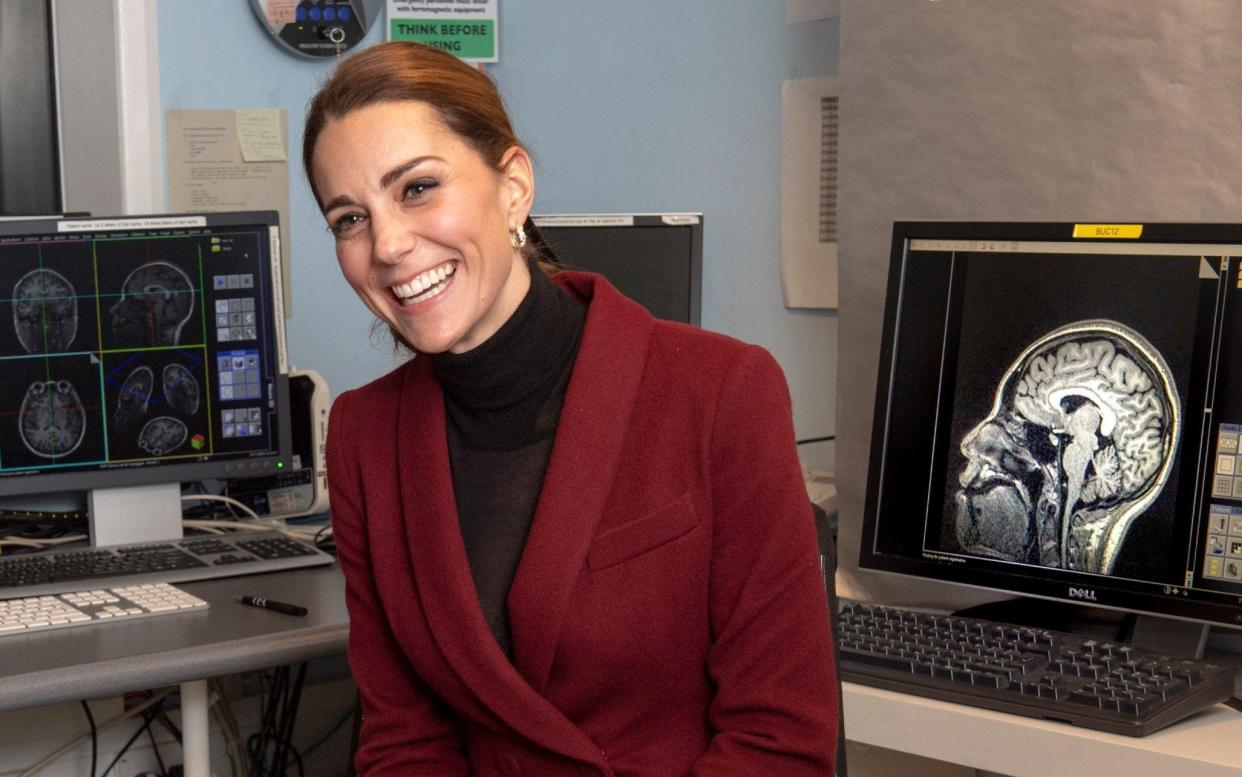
[236,109,287,163]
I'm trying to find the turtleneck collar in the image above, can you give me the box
[428,261,585,414]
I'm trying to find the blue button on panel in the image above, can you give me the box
[323,7,336,21]
[308,6,322,21]
[296,5,307,21]
[338,6,352,21]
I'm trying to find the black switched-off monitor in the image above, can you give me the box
[862,221,1242,635]
[531,214,703,326]
[0,211,293,547]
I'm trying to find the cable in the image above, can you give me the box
[100,704,161,777]
[274,664,308,776]
[144,721,168,777]
[179,484,333,548]
[248,669,283,776]
[0,534,87,551]
[154,707,182,743]
[180,494,263,521]
[16,689,175,777]
[180,519,326,550]
[182,519,277,533]
[80,702,97,777]
[246,664,310,776]
[313,523,334,549]
[796,435,836,446]
[211,678,249,776]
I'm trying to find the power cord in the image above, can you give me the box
[99,698,167,777]
[179,494,331,549]
[16,690,174,777]
[79,701,97,777]
[796,435,836,446]
[247,664,309,777]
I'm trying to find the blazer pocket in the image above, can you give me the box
[588,493,700,572]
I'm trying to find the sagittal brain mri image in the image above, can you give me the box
[138,416,187,456]
[19,380,87,458]
[953,320,1181,575]
[13,269,77,353]
[109,262,194,347]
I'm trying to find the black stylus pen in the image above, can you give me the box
[237,595,308,616]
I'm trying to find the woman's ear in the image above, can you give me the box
[498,146,535,227]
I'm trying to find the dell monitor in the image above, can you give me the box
[531,213,703,326]
[861,221,1242,648]
[0,211,292,547]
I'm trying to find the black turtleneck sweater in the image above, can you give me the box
[428,265,586,657]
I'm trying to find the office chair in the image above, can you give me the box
[813,501,848,777]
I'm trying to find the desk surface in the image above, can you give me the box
[7,564,1240,776]
[0,563,349,712]
[844,681,1242,777]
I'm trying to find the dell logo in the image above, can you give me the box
[1068,587,1098,601]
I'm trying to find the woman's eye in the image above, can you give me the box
[330,213,366,238]
[403,178,438,200]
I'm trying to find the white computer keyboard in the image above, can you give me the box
[0,582,208,636]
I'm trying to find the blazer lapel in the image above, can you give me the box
[508,274,655,691]
[395,358,604,765]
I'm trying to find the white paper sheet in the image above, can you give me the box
[166,109,293,317]
[781,77,840,310]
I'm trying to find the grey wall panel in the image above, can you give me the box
[54,0,125,216]
[0,0,59,215]
[836,0,1242,606]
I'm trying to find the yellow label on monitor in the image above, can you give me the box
[1072,224,1143,239]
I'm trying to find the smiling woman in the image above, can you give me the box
[305,41,839,777]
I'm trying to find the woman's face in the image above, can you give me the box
[312,100,534,354]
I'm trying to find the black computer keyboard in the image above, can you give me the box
[0,531,334,599]
[837,602,1238,736]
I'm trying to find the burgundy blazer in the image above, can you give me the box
[327,272,839,777]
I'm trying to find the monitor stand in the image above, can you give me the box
[955,597,1212,659]
[88,482,185,548]
[1127,614,1211,659]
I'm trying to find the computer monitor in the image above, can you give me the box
[530,214,703,326]
[0,211,292,547]
[860,221,1242,640]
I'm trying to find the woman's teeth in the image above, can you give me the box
[392,263,455,304]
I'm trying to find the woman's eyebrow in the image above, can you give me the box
[379,156,440,190]
[320,156,442,214]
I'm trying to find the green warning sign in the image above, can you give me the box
[390,19,496,59]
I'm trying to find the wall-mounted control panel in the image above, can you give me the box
[249,0,383,59]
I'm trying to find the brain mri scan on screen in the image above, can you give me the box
[953,320,1181,575]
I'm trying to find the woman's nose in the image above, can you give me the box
[372,210,417,266]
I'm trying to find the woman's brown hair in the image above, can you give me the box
[303,41,519,208]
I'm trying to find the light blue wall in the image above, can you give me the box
[157,2,839,468]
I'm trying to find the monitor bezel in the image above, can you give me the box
[0,210,294,499]
[859,220,1242,629]
[530,213,704,327]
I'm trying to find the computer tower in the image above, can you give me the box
[224,368,329,518]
